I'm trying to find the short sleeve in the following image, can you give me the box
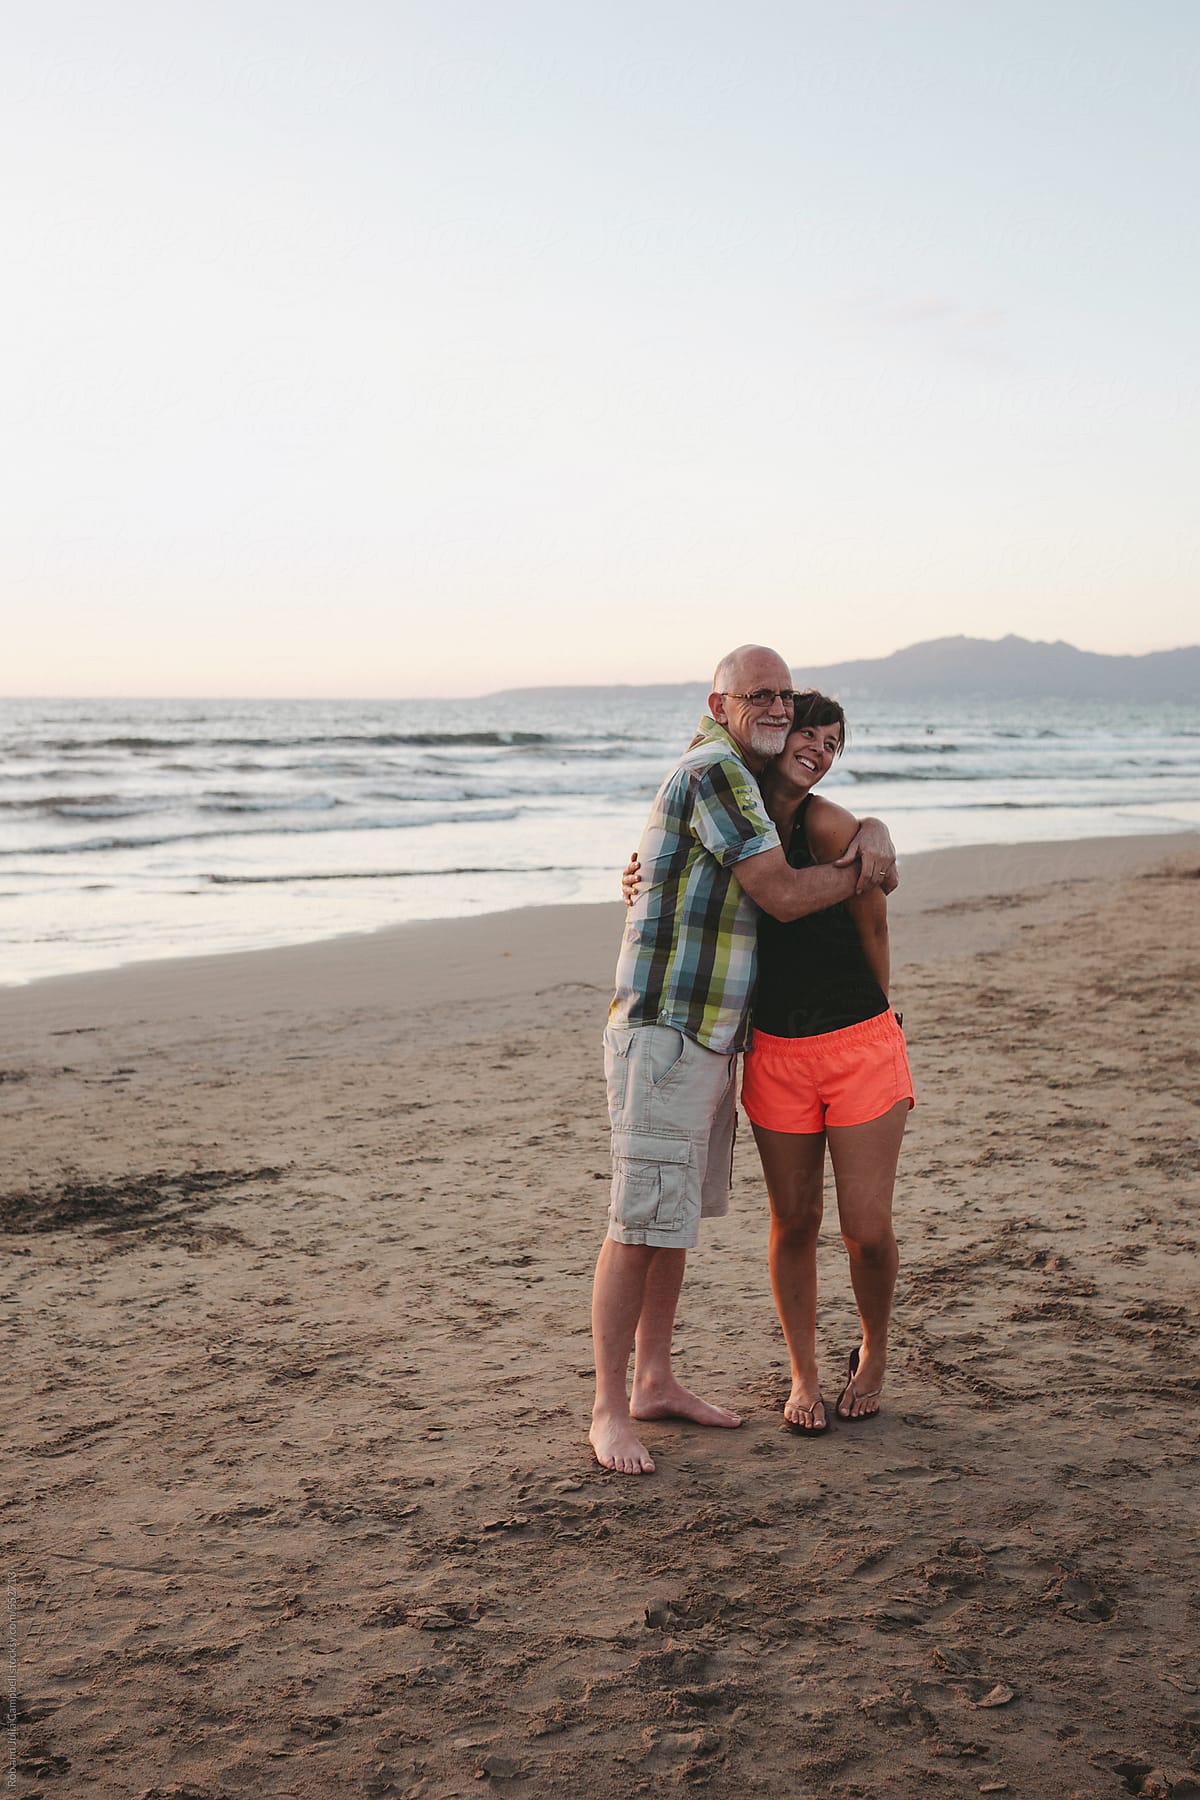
[691,759,780,867]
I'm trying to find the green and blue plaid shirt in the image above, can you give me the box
[609,717,780,1053]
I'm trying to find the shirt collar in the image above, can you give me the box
[692,715,750,766]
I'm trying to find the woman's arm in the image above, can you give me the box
[804,796,890,996]
[846,888,889,996]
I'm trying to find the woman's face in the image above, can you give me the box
[778,718,842,791]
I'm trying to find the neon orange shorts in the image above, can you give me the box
[740,1009,915,1134]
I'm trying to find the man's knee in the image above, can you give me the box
[599,1235,660,1271]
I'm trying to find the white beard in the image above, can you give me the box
[747,720,791,757]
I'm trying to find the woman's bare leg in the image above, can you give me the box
[826,1099,908,1417]
[751,1122,828,1429]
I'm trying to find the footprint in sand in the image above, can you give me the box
[1044,1568,1116,1621]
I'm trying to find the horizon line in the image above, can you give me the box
[4,633,1198,705]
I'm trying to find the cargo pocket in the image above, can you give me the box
[603,1025,634,1118]
[610,1131,690,1234]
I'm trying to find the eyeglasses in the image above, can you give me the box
[719,689,799,707]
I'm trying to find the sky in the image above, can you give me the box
[3,1,1197,698]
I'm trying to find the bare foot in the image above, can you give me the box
[589,1411,656,1475]
[630,1376,742,1429]
[783,1383,829,1434]
[836,1344,885,1420]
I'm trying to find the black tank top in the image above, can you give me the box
[753,796,889,1038]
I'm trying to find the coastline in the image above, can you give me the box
[7,827,1199,1023]
[4,827,1199,1797]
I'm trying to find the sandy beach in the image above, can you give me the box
[3,830,1199,1800]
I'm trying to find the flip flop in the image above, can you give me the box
[835,1348,882,1423]
[785,1395,830,1437]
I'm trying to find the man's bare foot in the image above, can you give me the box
[630,1376,742,1428]
[783,1383,829,1435]
[589,1412,656,1475]
[835,1344,885,1421]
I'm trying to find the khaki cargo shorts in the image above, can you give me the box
[602,1023,738,1249]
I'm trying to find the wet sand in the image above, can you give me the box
[3,831,1199,1799]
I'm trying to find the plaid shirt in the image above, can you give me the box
[609,717,780,1052]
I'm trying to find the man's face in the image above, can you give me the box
[710,654,795,767]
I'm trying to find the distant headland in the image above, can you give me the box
[489,635,1200,703]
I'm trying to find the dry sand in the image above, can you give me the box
[2,831,1199,1800]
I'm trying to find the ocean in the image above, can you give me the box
[3,694,1198,985]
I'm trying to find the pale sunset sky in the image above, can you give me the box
[4,2,1196,697]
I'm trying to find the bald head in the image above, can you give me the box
[711,644,791,697]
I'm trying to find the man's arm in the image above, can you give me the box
[732,801,897,922]
[621,816,898,912]
[620,841,855,920]
[730,843,862,921]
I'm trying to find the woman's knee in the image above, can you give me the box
[770,1190,824,1244]
[841,1224,897,1267]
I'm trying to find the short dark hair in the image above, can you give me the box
[788,689,847,756]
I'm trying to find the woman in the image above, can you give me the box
[744,691,913,1435]
[622,691,913,1435]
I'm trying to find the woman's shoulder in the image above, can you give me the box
[802,794,859,862]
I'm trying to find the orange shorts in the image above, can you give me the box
[740,1010,914,1134]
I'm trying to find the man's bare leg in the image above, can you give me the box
[630,1246,742,1429]
[589,1237,658,1473]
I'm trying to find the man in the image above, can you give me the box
[589,644,897,1475]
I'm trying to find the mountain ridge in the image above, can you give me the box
[488,635,1199,702]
